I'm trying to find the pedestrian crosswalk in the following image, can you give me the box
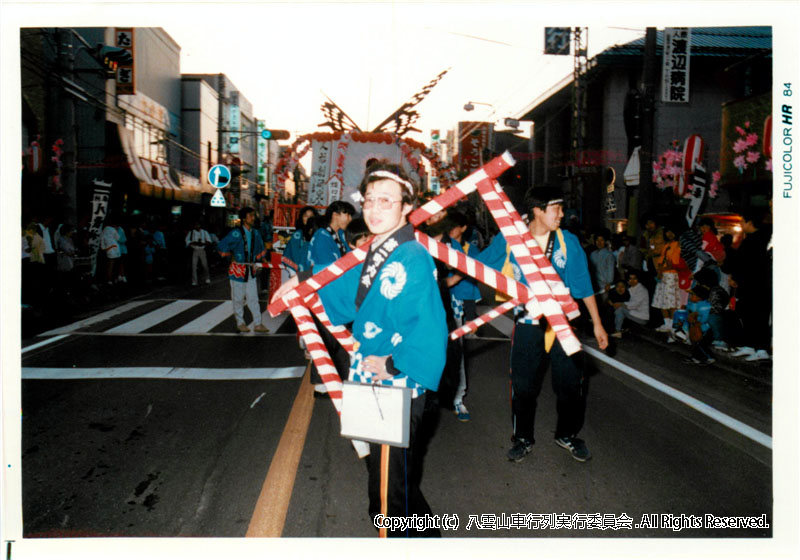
[34,301,514,341]
[38,299,293,337]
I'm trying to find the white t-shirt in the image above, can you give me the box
[101,226,120,259]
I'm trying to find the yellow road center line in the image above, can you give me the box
[246,363,314,537]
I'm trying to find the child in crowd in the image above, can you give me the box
[694,267,730,351]
[680,285,715,365]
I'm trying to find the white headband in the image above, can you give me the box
[368,170,415,197]
[546,198,564,206]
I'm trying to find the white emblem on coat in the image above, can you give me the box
[363,321,382,339]
[552,248,566,269]
[379,262,407,299]
[391,333,403,346]
[512,263,522,282]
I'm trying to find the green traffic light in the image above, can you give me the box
[261,130,272,140]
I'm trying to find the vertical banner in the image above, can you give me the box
[309,139,335,206]
[257,120,267,185]
[229,91,240,154]
[88,183,111,275]
[458,122,492,175]
[114,28,135,95]
[662,27,691,103]
[326,176,342,205]
[685,164,707,227]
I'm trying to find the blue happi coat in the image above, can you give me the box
[217,226,267,282]
[317,238,447,395]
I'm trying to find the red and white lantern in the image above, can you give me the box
[762,115,772,158]
[27,140,43,173]
[677,134,705,197]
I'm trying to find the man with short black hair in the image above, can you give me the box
[217,207,270,333]
[479,186,608,463]
[309,200,355,269]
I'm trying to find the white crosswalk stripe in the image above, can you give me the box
[38,300,153,336]
[29,300,292,338]
[173,302,232,334]
[105,299,200,334]
[21,366,306,380]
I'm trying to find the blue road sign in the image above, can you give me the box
[208,164,231,188]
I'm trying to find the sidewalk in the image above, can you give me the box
[614,322,772,387]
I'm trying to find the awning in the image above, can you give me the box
[117,124,182,201]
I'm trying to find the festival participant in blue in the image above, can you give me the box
[282,205,318,273]
[272,161,447,537]
[306,201,355,395]
[445,209,481,421]
[217,207,270,334]
[308,200,355,269]
[478,186,608,463]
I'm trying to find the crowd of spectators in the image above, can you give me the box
[21,210,274,324]
[574,210,772,365]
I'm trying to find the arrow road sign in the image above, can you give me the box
[208,164,231,189]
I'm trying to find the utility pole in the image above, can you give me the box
[638,27,658,224]
[56,28,78,226]
[570,27,588,211]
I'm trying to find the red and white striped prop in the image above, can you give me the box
[414,231,544,320]
[303,291,356,353]
[474,174,581,355]
[268,243,371,317]
[450,299,520,339]
[269,151,585,456]
[408,152,516,226]
[287,299,369,457]
[487,179,581,319]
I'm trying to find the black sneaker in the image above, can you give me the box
[507,438,533,462]
[554,437,592,462]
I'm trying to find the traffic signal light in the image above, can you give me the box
[261,129,291,141]
[95,44,133,78]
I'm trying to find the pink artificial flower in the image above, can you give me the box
[746,151,761,164]
[766,159,773,172]
[712,170,721,182]
[744,121,750,128]
[745,133,759,147]
[733,155,746,170]
[732,138,748,154]
[735,126,746,136]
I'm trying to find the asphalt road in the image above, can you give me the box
[11,280,782,558]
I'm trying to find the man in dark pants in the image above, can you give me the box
[478,186,608,462]
[728,208,772,362]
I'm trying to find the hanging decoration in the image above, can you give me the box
[652,140,684,195]
[731,120,761,175]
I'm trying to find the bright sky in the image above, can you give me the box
[164,3,645,144]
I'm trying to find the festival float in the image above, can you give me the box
[269,70,457,250]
